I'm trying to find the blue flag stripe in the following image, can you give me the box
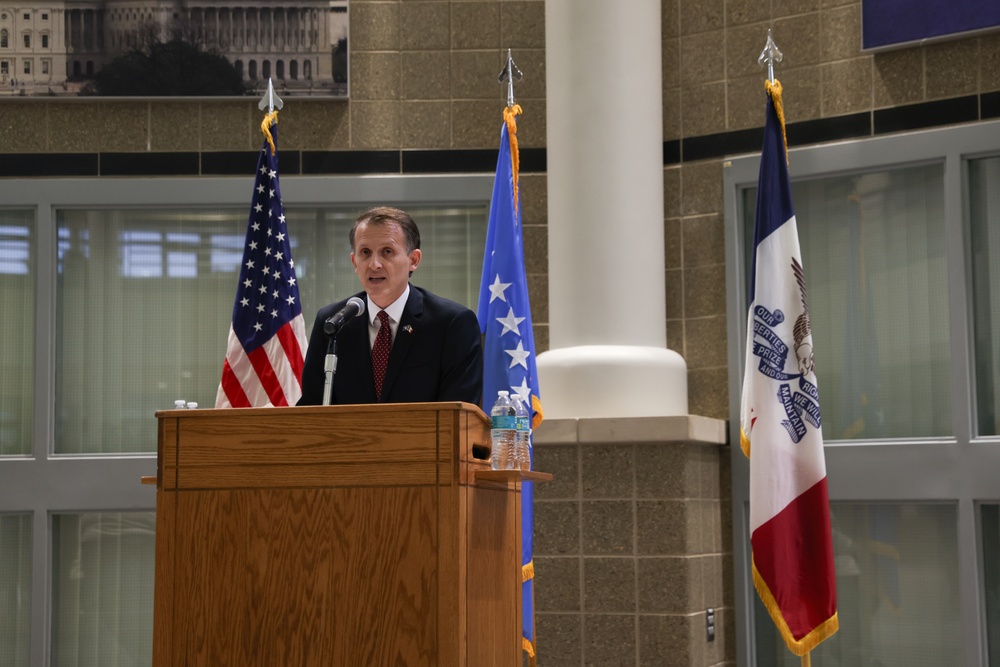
[750,93,796,303]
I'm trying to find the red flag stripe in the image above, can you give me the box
[218,358,252,408]
[272,316,305,391]
[246,345,288,407]
[751,477,839,654]
[222,326,276,407]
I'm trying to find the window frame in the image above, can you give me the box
[0,173,494,666]
[724,118,1000,667]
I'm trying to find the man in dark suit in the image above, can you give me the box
[298,207,483,406]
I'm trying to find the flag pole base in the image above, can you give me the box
[536,345,687,418]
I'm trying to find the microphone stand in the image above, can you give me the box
[322,335,338,406]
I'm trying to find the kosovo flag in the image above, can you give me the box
[477,105,543,663]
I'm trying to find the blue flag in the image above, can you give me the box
[477,108,542,661]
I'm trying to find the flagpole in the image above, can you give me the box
[758,28,782,85]
[259,77,284,113]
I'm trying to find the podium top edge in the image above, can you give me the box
[154,401,487,420]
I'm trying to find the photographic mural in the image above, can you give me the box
[0,1,348,98]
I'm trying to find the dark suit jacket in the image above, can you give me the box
[298,286,483,406]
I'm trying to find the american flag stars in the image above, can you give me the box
[230,145,302,349]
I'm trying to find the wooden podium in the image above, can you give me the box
[151,402,544,667]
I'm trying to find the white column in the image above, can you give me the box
[539,0,687,418]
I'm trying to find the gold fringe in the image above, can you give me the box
[531,395,544,430]
[751,557,839,656]
[523,636,536,660]
[261,110,279,156]
[522,559,534,583]
[503,104,522,212]
[765,79,788,164]
[740,426,751,458]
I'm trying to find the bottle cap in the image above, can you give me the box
[174,400,186,409]
[498,390,509,397]
[186,402,199,409]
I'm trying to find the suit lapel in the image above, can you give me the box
[380,286,421,401]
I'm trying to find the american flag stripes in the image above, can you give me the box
[215,115,307,408]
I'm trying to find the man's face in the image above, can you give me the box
[350,221,421,309]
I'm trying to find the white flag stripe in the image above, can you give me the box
[224,330,277,407]
[261,322,303,403]
[744,219,828,532]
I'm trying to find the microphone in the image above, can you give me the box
[324,296,365,336]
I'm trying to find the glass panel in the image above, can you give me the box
[0,513,31,666]
[983,505,1000,665]
[970,157,1000,436]
[55,205,487,454]
[742,164,950,439]
[754,503,961,666]
[0,211,35,457]
[51,512,155,667]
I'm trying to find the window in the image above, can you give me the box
[755,503,962,666]
[970,156,1000,436]
[983,504,1000,664]
[22,59,29,75]
[0,514,31,665]
[55,203,486,454]
[41,59,48,74]
[0,174,493,660]
[42,13,47,20]
[22,33,28,49]
[0,213,34,456]
[1,61,7,75]
[52,513,155,665]
[1,30,7,49]
[740,164,950,439]
[22,13,28,21]
[41,33,47,49]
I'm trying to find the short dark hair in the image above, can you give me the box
[349,206,421,253]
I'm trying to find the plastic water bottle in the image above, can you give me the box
[490,390,516,470]
[511,393,531,471]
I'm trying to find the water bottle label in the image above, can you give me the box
[516,417,530,431]
[491,415,516,429]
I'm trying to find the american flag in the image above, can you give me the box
[216,116,307,408]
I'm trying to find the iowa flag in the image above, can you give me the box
[740,80,838,656]
[477,105,543,663]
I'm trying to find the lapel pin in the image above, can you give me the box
[403,325,414,334]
